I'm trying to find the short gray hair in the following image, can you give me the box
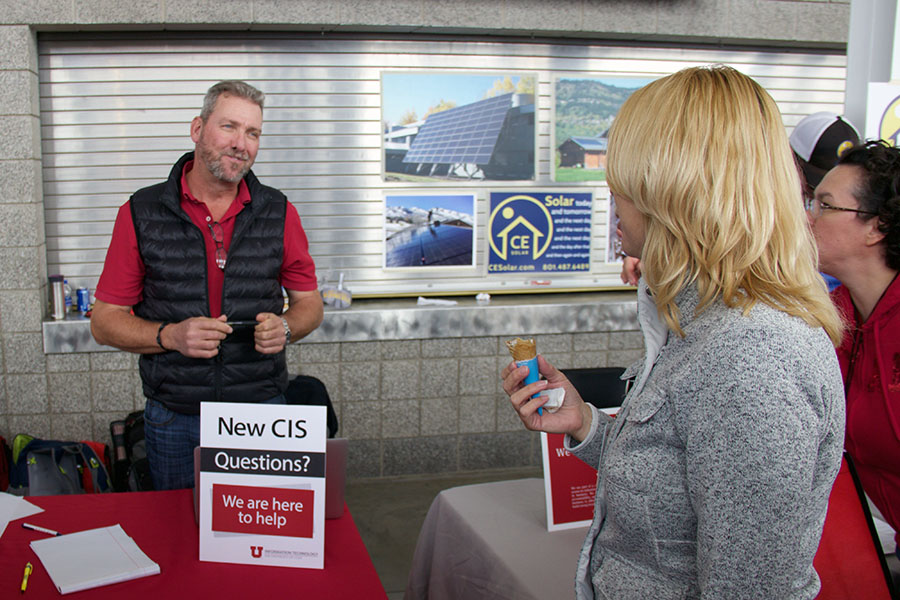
[200,80,265,121]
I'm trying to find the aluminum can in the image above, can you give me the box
[76,287,90,315]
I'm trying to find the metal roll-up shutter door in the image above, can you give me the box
[39,33,848,297]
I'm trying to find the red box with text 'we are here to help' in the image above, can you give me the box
[212,484,314,538]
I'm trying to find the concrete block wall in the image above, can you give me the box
[24,331,644,478]
[0,24,43,441]
[0,1,851,46]
[290,332,644,477]
[0,0,848,478]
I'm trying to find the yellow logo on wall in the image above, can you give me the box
[879,94,900,147]
[488,195,553,261]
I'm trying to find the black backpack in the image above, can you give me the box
[285,375,339,438]
[109,411,153,492]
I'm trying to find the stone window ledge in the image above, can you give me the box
[42,292,638,354]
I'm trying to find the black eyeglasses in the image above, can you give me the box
[208,222,226,270]
[806,197,878,219]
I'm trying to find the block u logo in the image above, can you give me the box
[250,546,263,558]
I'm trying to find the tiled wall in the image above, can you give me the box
[290,332,644,478]
[33,331,644,479]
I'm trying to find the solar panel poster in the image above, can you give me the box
[553,76,656,182]
[487,191,592,275]
[384,193,476,268]
[382,72,536,182]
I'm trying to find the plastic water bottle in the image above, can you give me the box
[63,279,73,312]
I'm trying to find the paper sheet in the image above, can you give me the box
[0,492,44,538]
[416,297,458,306]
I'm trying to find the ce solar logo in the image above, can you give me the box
[880,93,900,148]
[489,194,553,261]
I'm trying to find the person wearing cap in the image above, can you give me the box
[808,139,900,559]
[790,112,860,292]
[790,111,860,206]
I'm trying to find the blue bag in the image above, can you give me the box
[8,434,112,496]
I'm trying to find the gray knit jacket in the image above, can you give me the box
[566,281,844,599]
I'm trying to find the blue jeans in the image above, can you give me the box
[143,395,286,490]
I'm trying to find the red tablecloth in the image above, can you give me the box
[0,490,387,599]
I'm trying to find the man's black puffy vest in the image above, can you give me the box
[131,152,288,414]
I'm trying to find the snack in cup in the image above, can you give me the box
[505,338,564,414]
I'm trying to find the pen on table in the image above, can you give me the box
[20,562,32,594]
[21,523,60,537]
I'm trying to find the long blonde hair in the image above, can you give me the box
[607,65,842,345]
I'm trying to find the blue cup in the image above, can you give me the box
[516,356,543,415]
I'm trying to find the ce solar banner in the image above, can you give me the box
[487,191,592,274]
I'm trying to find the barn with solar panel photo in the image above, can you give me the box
[553,76,656,182]
[382,72,536,182]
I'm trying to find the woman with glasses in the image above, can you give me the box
[501,65,844,599]
[808,140,900,557]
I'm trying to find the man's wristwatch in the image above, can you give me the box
[281,317,292,345]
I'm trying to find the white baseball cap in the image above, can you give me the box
[789,112,860,187]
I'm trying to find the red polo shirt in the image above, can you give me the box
[95,160,317,317]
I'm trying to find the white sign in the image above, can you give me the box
[198,402,327,569]
[865,82,900,145]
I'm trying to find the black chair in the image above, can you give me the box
[285,375,339,438]
[561,367,627,410]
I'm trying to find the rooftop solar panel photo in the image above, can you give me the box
[385,224,474,267]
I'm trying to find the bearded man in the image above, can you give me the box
[91,81,323,490]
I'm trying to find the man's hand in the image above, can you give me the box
[253,312,287,354]
[162,315,230,358]
[91,300,233,357]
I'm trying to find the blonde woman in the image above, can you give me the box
[501,65,845,599]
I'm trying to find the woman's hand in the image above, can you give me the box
[620,256,642,286]
[500,355,593,441]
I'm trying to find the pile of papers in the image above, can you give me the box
[30,524,160,594]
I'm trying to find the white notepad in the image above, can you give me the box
[30,524,160,594]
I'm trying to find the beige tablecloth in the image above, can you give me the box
[405,478,589,600]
